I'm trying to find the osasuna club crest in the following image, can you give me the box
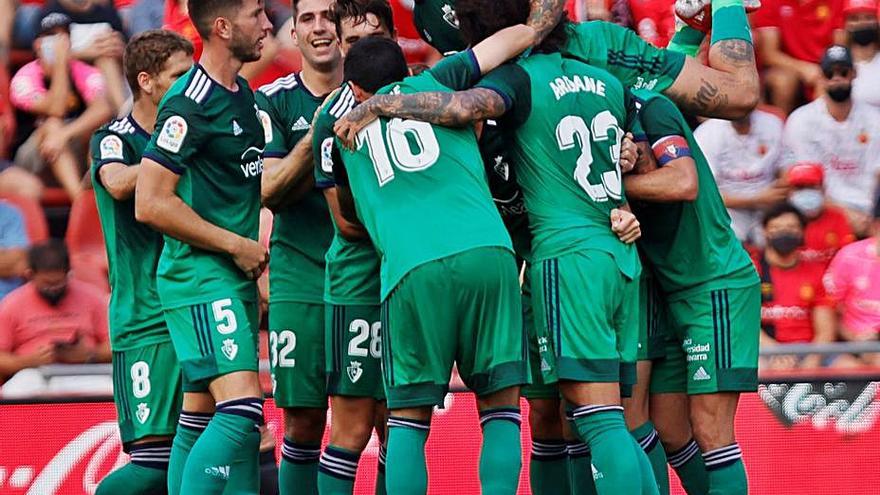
[136,403,151,424]
[222,338,239,361]
[347,361,363,383]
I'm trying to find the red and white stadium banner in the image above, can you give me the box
[1,383,878,494]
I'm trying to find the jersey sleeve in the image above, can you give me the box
[70,61,106,104]
[475,63,532,129]
[89,129,132,188]
[9,62,46,112]
[624,88,646,141]
[0,299,16,352]
[822,251,851,304]
[312,108,338,189]
[427,49,482,91]
[142,96,205,175]
[638,96,692,166]
[255,90,289,159]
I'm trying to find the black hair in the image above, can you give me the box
[331,0,395,40]
[344,37,408,93]
[28,239,70,273]
[188,0,245,39]
[455,0,569,53]
[763,202,807,228]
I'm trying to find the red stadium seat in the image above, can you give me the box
[65,189,109,293]
[0,194,48,243]
[41,187,73,207]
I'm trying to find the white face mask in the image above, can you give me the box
[790,189,825,217]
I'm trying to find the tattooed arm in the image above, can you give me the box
[334,89,507,148]
[528,0,567,44]
[664,40,759,119]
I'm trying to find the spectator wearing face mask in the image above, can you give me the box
[844,0,880,107]
[823,198,880,366]
[783,45,880,238]
[787,161,856,265]
[0,240,110,385]
[755,203,837,369]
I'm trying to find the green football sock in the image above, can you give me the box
[667,23,706,57]
[223,427,262,494]
[280,438,321,495]
[385,417,430,495]
[710,0,752,45]
[703,444,747,495]
[631,422,670,495]
[179,398,263,494]
[168,411,211,495]
[530,439,570,495]
[96,463,168,494]
[566,442,597,495]
[571,406,645,495]
[667,439,709,495]
[375,445,387,495]
[478,408,523,495]
[318,445,360,494]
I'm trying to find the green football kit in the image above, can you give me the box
[142,65,264,389]
[91,114,182,445]
[313,83,384,401]
[334,52,527,409]
[255,73,335,408]
[630,90,760,395]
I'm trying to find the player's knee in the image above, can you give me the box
[528,400,564,439]
[690,412,734,451]
[284,407,328,443]
[622,396,650,431]
[330,418,374,453]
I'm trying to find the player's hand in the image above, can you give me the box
[620,133,638,174]
[231,236,270,280]
[611,208,641,244]
[334,101,378,150]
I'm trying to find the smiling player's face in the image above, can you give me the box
[293,0,340,69]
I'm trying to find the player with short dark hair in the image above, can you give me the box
[625,89,760,495]
[91,29,194,495]
[253,0,348,493]
[134,1,273,493]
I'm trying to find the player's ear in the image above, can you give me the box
[348,82,371,103]
[214,16,234,41]
[137,71,153,98]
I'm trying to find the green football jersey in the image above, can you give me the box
[631,90,757,299]
[413,0,467,55]
[142,65,263,309]
[336,60,512,300]
[561,21,685,92]
[90,115,167,350]
[256,73,333,304]
[478,53,640,279]
[313,83,382,306]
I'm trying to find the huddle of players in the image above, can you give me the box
[88,0,762,494]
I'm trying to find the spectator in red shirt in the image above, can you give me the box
[786,162,856,265]
[0,240,110,384]
[756,203,837,369]
[753,0,847,114]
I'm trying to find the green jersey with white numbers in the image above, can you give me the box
[631,90,757,299]
[142,65,263,309]
[337,53,511,300]
[413,0,467,55]
[313,83,381,306]
[256,73,333,304]
[90,115,167,350]
[478,53,640,278]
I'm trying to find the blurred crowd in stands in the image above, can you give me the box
[0,0,878,396]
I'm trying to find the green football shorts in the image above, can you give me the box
[531,249,638,386]
[520,266,559,400]
[381,247,528,409]
[326,304,384,400]
[112,341,182,446]
[164,298,259,391]
[651,284,761,395]
[639,271,669,361]
[269,301,327,408]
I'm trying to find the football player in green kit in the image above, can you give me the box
[253,1,342,493]
[624,89,760,495]
[412,0,468,55]
[134,1,273,493]
[329,19,571,491]
[91,29,194,495]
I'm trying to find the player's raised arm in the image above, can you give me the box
[135,158,268,279]
[662,0,759,118]
[527,0,567,43]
